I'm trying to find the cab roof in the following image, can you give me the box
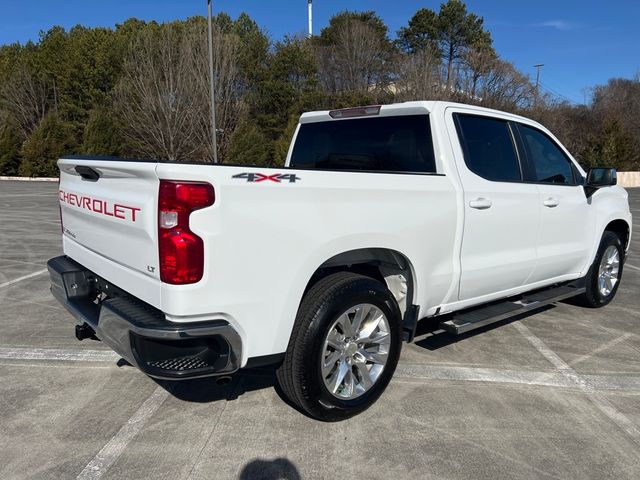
[299,100,535,126]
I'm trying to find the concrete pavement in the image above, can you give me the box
[0,180,639,479]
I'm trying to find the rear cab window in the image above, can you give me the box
[289,115,437,173]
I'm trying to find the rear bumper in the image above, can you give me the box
[47,255,242,380]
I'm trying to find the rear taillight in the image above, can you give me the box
[158,180,215,285]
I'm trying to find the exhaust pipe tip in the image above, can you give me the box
[216,375,232,386]
[75,323,96,341]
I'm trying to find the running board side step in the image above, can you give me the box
[439,284,586,335]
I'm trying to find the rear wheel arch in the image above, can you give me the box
[301,248,417,319]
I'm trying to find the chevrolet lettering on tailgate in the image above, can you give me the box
[58,190,141,222]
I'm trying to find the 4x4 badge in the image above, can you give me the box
[232,172,300,183]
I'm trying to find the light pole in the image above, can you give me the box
[207,0,218,163]
[534,64,544,107]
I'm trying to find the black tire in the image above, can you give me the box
[276,272,402,421]
[577,231,625,308]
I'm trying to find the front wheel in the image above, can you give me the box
[578,231,625,307]
[276,272,402,421]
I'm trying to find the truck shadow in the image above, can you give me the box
[148,365,279,404]
[413,304,556,351]
[145,366,318,419]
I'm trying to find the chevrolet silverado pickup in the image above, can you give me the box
[48,101,632,421]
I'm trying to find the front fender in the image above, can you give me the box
[582,186,632,274]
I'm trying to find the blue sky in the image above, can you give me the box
[1,0,638,104]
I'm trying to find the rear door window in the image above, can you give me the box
[289,115,436,173]
[517,124,576,185]
[454,114,522,182]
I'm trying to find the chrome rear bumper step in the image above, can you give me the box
[440,283,586,335]
[47,255,242,380]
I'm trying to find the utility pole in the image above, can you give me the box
[533,63,544,106]
[207,0,218,163]
[308,0,313,38]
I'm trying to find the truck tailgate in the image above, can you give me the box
[58,158,160,291]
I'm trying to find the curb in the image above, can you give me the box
[0,176,58,182]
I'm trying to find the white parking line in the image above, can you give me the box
[0,269,47,289]
[2,346,639,393]
[513,322,592,390]
[625,263,640,272]
[0,347,119,362]
[396,364,572,389]
[395,364,640,392]
[76,386,170,480]
[1,345,167,479]
[0,258,48,268]
[569,333,633,367]
[513,322,640,444]
[3,344,639,468]
[0,193,55,197]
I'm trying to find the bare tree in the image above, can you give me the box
[316,19,392,96]
[477,60,534,110]
[0,65,51,138]
[115,22,244,162]
[193,22,244,160]
[393,44,530,109]
[592,77,640,140]
[394,49,442,101]
[452,55,534,110]
[460,46,495,99]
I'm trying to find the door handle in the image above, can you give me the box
[543,197,559,208]
[469,198,492,210]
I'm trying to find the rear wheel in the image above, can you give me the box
[276,272,402,421]
[578,231,624,307]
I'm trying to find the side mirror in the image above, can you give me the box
[585,167,617,197]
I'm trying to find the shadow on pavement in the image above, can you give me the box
[239,457,301,480]
[116,356,316,418]
[149,364,284,403]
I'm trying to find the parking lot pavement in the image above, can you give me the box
[0,179,639,480]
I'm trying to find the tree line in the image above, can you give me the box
[0,0,638,177]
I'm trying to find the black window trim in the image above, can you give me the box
[453,112,526,184]
[512,122,581,187]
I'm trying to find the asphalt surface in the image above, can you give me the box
[1,179,639,480]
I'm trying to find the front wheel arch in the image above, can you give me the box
[604,219,630,251]
[577,231,624,308]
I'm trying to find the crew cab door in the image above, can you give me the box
[447,110,539,301]
[513,123,595,281]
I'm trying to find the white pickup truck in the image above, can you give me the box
[48,101,632,421]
